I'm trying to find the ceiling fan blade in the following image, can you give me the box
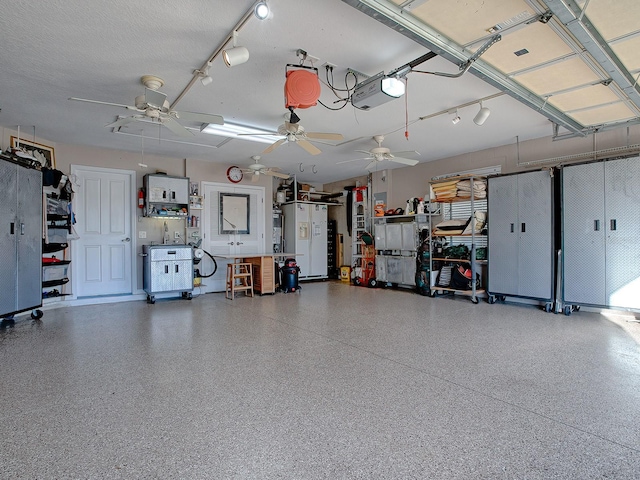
[336,157,371,165]
[174,111,224,125]
[365,160,379,171]
[298,139,322,155]
[262,138,286,154]
[144,89,167,110]
[265,170,290,179]
[390,150,420,157]
[305,132,344,141]
[105,116,138,128]
[70,97,137,110]
[388,156,419,166]
[355,149,372,154]
[161,116,195,137]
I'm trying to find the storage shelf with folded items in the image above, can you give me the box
[428,175,488,304]
[43,194,73,299]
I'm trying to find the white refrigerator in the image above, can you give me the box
[282,202,328,279]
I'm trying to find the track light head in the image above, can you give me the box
[452,110,461,124]
[200,75,213,86]
[473,102,491,126]
[254,2,269,20]
[223,46,250,67]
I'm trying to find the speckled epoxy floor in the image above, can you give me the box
[1,282,639,479]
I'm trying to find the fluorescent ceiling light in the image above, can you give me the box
[200,122,281,144]
[381,76,405,97]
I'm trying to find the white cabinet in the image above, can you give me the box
[144,174,190,218]
[282,202,328,279]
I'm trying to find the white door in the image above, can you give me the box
[201,182,265,292]
[72,166,135,297]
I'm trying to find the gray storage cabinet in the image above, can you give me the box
[561,157,640,313]
[0,157,42,318]
[487,170,555,310]
[143,245,193,304]
[374,214,430,287]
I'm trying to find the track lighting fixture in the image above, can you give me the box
[197,62,213,86]
[223,31,250,67]
[473,101,491,126]
[451,110,461,124]
[254,2,269,20]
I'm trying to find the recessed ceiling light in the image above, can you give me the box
[514,48,529,57]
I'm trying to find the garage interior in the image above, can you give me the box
[1,0,639,477]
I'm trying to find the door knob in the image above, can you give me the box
[236,241,244,245]
[122,237,131,242]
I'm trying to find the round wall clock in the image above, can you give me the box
[226,165,243,183]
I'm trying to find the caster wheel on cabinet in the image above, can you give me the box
[31,310,43,320]
[563,305,572,316]
[544,303,552,313]
[471,297,479,304]
[147,295,155,305]
[488,295,496,304]
[367,278,377,288]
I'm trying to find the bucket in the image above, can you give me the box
[340,266,351,282]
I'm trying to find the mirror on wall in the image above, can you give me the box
[219,193,250,234]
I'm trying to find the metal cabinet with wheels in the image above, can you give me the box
[561,157,640,313]
[143,245,193,303]
[0,156,43,320]
[487,170,555,311]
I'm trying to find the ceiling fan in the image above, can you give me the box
[337,135,420,170]
[243,156,290,182]
[69,75,224,138]
[253,110,343,155]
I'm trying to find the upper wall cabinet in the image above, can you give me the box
[144,174,190,218]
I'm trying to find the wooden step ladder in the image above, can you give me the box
[225,262,254,300]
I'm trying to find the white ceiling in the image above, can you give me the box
[1,0,636,184]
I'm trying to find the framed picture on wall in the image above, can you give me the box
[219,192,250,234]
[10,136,56,169]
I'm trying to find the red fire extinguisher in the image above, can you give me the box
[138,189,144,208]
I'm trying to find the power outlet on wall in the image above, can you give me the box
[174,231,181,239]
[138,231,146,239]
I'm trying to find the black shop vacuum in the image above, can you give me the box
[280,258,300,293]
